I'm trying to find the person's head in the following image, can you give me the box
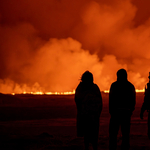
[81,71,93,84]
[117,69,127,82]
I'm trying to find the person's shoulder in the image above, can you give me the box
[93,83,99,88]
[127,81,134,87]
[111,81,117,87]
[93,83,101,91]
[76,82,82,91]
[127,81,135,89]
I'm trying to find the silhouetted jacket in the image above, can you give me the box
[75,82,102,116]
[109,80,136,115]
[75,82,102,137]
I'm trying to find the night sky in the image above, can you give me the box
[0,0,150,93]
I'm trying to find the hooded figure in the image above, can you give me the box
[109,69,136,150]
[75,71,102,150]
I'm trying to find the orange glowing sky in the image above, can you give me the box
[0,0,150,93]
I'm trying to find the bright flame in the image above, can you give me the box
[104,90,109,93]
[32,92,44,95]
[11,90,75,95]
[135,89,145,93]
[104,89,145,93]
[45,90,75,95]
[11,88,145,95]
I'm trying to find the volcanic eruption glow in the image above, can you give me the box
[0,0,150,94]
[11,90,75,95]
[104,88,145,93]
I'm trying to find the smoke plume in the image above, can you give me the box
[0,0,150,93]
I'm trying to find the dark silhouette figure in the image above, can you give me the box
[75,71,102,150]
[140,72,150,139]
[109,69,136,150]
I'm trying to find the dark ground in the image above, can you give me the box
[0,92,149,150]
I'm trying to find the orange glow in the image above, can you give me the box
[135,89,145,93]
[104,90,109,93]
[104,89,145,93]
[11,90,75,95]
[11,89,145,95]
[1,0,150,94]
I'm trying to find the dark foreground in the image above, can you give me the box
[0,93,150,150]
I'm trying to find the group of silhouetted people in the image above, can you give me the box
[75,69,150,150]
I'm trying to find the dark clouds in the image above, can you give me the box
[0,0,150,93]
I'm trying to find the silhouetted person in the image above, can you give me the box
[75,71,102,150]
[109,69,136,150]
[140,72,150,139]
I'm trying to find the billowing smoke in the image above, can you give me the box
[0,0,150,93]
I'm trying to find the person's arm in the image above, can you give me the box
[131,85,136,112]
[94,84,103,115]
[140,96,147,119]
[75,83,82,112]
[98,87,103,114]
[109,84,114,115]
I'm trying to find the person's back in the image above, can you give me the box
[109,69,136,150]
[75,71,102,150]
[76,82,102,116]
[109,80,135,115]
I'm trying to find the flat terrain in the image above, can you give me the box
[0,92,149,150]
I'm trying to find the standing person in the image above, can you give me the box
[75,71,103,150]
[109,69,136,150]
[140,72,150,139]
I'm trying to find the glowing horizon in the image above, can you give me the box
[10,88,145,96]
[11,90,76,95]
[104,88,145,93]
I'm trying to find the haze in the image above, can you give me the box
[0,0,150,93]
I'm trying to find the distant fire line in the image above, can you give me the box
[11,89,145,95]
[104,89,145,93]
[11,90,75,95]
